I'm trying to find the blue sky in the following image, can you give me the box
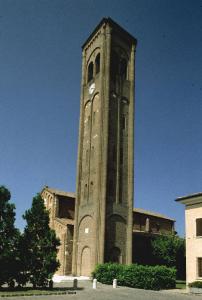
[0,0,202,236]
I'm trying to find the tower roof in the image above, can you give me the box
[82,17,137,50]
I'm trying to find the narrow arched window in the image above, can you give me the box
[84,183,88,201]
[87,62,94,82]
[95,53,100,74]
[90,181,93,196]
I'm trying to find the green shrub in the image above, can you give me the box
[92,263,176,290]
[188,281,202,288]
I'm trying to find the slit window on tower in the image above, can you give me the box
[89,181,93,200]
[95,53,100,74]
[87,62,94,82]
[93,111,96,124]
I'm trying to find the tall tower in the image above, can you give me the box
[72,18,137,276]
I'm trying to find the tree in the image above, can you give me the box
[22,194,60,287]
[0,186,20,287]
[151,234,186,279]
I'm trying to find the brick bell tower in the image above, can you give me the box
[72,18,137,276]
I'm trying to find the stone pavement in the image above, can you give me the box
[2,280,202,300]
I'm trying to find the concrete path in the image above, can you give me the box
[1,280,202,300]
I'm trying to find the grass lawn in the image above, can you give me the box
[0,287,77,297]
[176,280,186,289]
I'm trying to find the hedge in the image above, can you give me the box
[92,263,176,290]
[188,281,202,288]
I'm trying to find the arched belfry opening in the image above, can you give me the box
[87,62,94,82]
[110,49,128,83]
[111,50,119,82]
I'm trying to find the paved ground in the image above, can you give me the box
[2,280,202,300]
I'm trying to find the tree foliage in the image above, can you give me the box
[22,194,60,287]
[151,234,186,279]
[0,186,20,287]
[151,234,185,266]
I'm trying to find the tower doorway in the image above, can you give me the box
[81,247,91,276]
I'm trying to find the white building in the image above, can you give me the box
[176,193,202,285]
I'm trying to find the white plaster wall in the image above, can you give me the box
[186,204,202,284]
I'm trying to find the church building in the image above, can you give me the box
[41,186,175,276]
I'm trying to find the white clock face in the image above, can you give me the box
[89,83,95,95]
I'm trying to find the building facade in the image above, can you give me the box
[177,194,202,285]
[41,186,175,276]
[41,187,75,275]
[72,18,137,276]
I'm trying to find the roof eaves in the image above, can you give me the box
[176,192,202,202]
[82,17,137,50]
[43,187,75,198]
[133,208,175,222]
